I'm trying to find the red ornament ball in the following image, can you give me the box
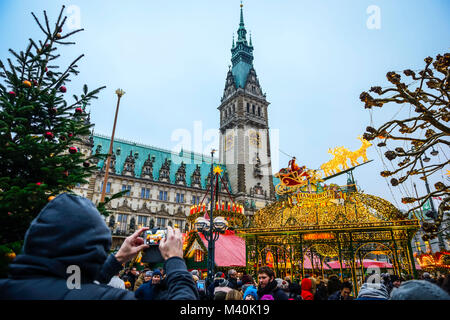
[69,147,77,154]
[59,86,67,93]
[45,67,48,72]
[83,161,90,168]
[33,80,38,86]
[45,132,54,139]
[68,133,73,138]
[8,91,16,97]
[75,107,83,114]
[36,182,42,186]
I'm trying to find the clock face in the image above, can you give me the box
[249,130,261,148]
[224,133,234,151]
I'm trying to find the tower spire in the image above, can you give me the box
[229,1,254,88]
[237,1,247,42]
[240,1,244,26]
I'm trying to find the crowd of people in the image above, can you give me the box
[0,193,449,301]
[111,264,450,301]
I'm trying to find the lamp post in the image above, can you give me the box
[194,149,228,287]
[100,89,125,203]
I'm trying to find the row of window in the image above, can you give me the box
[223,103,264,118]
[247,103,262,117]
[114,214,186,230]
[101,183,204,204]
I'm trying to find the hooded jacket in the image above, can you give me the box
[390,280,450,300]
[356,283,389,300]
[257,279,289,300]
[0,193,198,300]
[301,278,314,300]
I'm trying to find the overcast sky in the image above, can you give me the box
[1,0,449,212]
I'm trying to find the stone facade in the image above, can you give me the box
[73,135,233,251]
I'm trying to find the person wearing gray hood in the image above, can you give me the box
[356,282,390,300]
[0,193,198,300]
[390,280,450,300]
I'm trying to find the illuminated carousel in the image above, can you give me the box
[238,137,421,295]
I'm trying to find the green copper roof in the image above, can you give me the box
[231,3,254,88]
[93,134,230,191]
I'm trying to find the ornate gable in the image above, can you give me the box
[139,202,153,214]
[117,198,133,212]
[101,151,116,174]
[175,206,187,218]
[221,67,237,102]
[141,154,155,180]
[175,162,187,186]
[244,67,264,97]
[191,165,202,188]
[158,203,169,216]
[122,151,136,177]
[159,158,171,183]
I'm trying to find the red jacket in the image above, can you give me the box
[301,278,314,300]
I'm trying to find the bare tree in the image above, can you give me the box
[360,53,449,241]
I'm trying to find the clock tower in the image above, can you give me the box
[218,3,275,216]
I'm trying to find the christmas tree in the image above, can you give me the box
[0,6,107,248]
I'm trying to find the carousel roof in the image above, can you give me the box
[198,231,246,267]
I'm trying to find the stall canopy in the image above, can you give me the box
[198,231,246,267]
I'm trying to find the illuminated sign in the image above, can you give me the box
[303,233,335,240]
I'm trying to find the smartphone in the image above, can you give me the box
[141,229,167,264]
[197,280,205,291]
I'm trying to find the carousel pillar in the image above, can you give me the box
[300,238,305,278]
[390,230,401,277]
[406,233,418,279]
[349,235,358,296]
[337,233,344,282]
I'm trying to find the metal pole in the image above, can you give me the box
[100,89,125,203]
[407,233,418,279]
[207,150,216,286]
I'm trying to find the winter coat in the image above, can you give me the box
[134,278,168,300]
[0,193,198,300]
[257,279,289,300]
[133,273,146,291]
[288,282,302,300]
[356,283,389,300]
[301,278,314,300]
[328,290,355,300]
[227,277,238,289]
[314,282,328,300]
[207,278,222,299]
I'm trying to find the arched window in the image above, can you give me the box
[252,105,255,114]
[247,103,250,113]
[258,106,261,116]
[233,104,235,112]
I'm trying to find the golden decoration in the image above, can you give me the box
[213,166,223,175]
[320,136,372,177]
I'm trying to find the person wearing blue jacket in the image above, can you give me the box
[0,193,198,300]
[135,269,168,300]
